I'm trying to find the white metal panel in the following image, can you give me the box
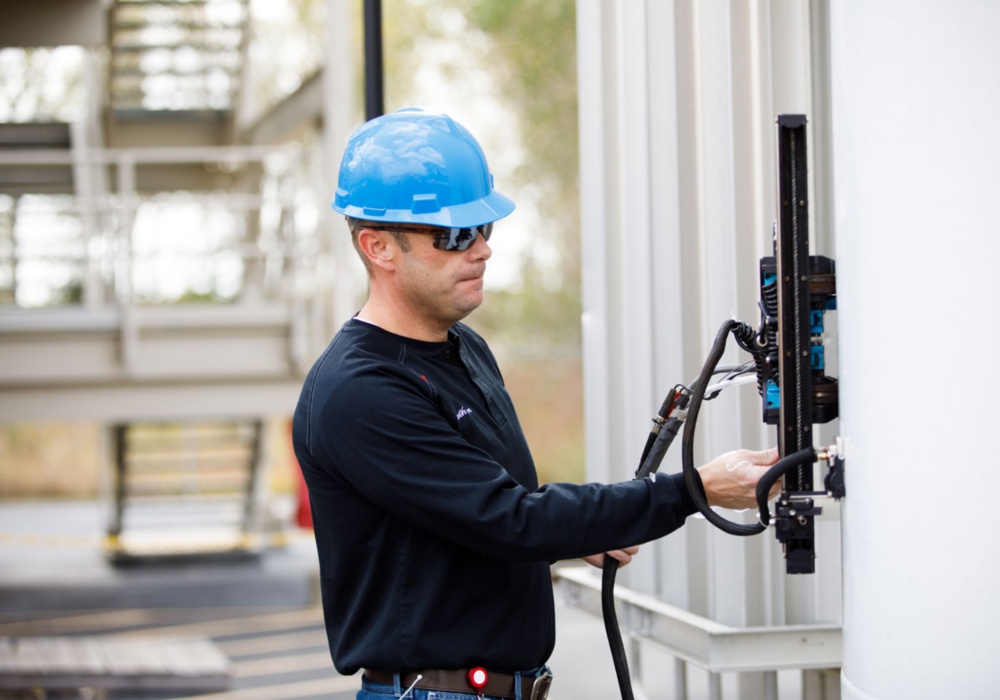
[614,0,656,491]
[645,0,691,611]
[323,0,367,332]
[683,0,750,631]
[577,0,842,697]
[577,0,615,486]
[611,0,658,603]
[830,1,1000,698]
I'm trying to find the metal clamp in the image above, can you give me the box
[530,670,553,700]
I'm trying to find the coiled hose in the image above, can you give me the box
[681,320,768,536]
[602,318,816,698]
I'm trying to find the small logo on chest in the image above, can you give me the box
[456,406,474,421]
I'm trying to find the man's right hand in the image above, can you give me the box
[697,447,780,510]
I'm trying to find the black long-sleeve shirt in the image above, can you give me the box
[292,319,698,675]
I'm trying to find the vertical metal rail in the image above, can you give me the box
[774,114,815,574]
[363,0,385,120]
[109,423,128,543]
[242,419,265,538]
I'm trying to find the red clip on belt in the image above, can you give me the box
[364,668,550,699]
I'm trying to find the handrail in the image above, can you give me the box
[0,144,295,166]
[555,566,841,673]
[0,143,317,309]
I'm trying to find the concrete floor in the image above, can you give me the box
[0,500,810,700]
[0,500,627,699]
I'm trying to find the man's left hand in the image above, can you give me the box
[582,545,640,570]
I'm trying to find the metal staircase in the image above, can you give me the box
[0,0,347,561]
[109,0,249,117]
[108,420,266,562]
[0,143,324,425]
[0,3,327,427]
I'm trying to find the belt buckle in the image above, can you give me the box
[530,670,553,700]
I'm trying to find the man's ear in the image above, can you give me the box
[356,227,395,270]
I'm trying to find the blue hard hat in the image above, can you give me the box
[332,107,515,228]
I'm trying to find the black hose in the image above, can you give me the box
[635,387,675,475]
[635,417,683,481]
[681,320,767,537]
[604,404,685,699]
[602,556,634,700]
[602,319,770,698]
[755,447,816,525]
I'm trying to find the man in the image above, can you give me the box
[293,107,778,700]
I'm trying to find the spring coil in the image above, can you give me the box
[731,316,770,400]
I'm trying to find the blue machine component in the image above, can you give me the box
[757,255,836,426]
[810,309,825,334]
[765,379,780,410]
[811,344,825,371]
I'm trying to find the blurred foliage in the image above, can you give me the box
[246,0,326,122]
[503,357,585,484]
[463,0,579,204]
[0,424,101,498]
[466,0,581,349]
[382,0,580,348]
[175,289,238,304]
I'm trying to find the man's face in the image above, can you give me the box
[391,225,493,328]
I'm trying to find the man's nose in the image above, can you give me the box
[469,230,492,260]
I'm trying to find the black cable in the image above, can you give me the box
[755,447,816,526]
[602,556,634,700]
[636,387,676,473]
[602,320,769,697]
[636,418,683,480]
[605,402,685,700]
[681,320,767,537]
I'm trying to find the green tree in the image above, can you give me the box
[459,0,580,349]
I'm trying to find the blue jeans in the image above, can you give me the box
[357,668,552,700]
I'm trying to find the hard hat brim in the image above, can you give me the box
[332,189,515,229]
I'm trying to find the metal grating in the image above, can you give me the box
[109,0,249,115]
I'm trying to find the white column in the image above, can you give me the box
[831,1,1000,697]
[323,0,366,331]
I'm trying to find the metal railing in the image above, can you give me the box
[0,143,323,310]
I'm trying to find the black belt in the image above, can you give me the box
[364,668,552,699]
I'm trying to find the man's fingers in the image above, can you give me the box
[768,480,782,499]
[607,546,640,567]
[755,446,780,465]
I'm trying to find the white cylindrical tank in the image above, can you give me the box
[831,1,1000,697]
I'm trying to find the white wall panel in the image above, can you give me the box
[577,1,840,697]
[830,1,1000,698]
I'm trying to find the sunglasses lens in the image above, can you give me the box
[434,223,493,251]
[367,222,494,251]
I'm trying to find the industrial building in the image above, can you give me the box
[2,1,998,699]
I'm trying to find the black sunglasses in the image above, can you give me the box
[373,222,494,251]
